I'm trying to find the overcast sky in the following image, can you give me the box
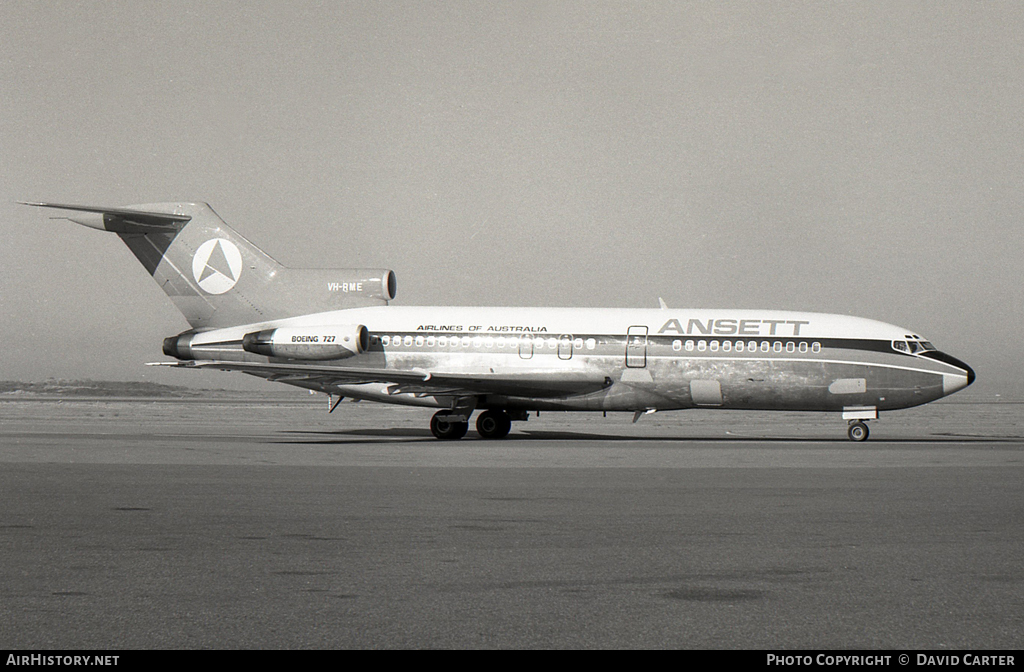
[2,1,1021,396]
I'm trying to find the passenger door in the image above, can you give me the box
[558,334,574,360]
[625,326,648,368]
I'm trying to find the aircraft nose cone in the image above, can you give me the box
[943,372,970,395]
[937,353,975,396]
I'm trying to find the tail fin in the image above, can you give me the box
[21,202,396,329]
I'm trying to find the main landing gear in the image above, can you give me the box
[476,410,512,439]
[429,412,468,440]
[429,409,514,440]
[847,420,870,442]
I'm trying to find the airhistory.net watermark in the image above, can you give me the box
[6,656,118,666]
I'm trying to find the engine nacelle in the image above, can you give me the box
[241,325,369,360]
[163,332,196,360]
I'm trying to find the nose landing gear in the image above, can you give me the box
[847,420,870,442]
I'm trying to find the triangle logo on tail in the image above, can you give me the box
[192,239,243,294]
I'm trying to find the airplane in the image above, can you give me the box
[20,201,975,441]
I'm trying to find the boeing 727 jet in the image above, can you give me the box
[22,201,975,441]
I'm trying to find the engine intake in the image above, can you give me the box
[242,325,369,360]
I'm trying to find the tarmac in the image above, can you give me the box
[0,396,1021,649]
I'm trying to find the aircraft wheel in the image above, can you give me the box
[431,412,468,440]
[847,421,869,442]
[476,410,512,439]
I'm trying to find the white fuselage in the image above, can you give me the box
[184,306,974,414]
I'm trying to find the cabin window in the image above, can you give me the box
[748,340,757,352]
[798,342,808,353]
[672,340,682,351]
[438,336,447,347]
[697,340,707,352]
[773,342,782,352]
[722,341,732,352]
[426,336,435,347]
[415,336,424,347]
[685,340,694,351]
[461,336,471,347]
[812,342,821,353]
[710,341,719,352]
[382,335,390,346]
[403,336,413,347]
[761,342,770,352]
[586,338,597,350]
[786,342,796,353]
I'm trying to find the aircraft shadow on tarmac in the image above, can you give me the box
[273,428,1018,445]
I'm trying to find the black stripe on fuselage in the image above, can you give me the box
[370,333,910,358]
[918,350,976,382]
[648,335,893,353]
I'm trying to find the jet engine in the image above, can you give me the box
[241,325,369,360]
[162,332,196,360]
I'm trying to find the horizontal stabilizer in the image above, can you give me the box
[18,201,191,233]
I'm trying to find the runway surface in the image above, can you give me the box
[0,396,1021,649]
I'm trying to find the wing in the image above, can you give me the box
[150,360,612,398]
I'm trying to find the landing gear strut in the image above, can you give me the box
[476,410,512,439]
[847,421,870,442]
[430,411,468,440]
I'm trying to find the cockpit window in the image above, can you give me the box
[894,339,936,355]
[909,340,935,354]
